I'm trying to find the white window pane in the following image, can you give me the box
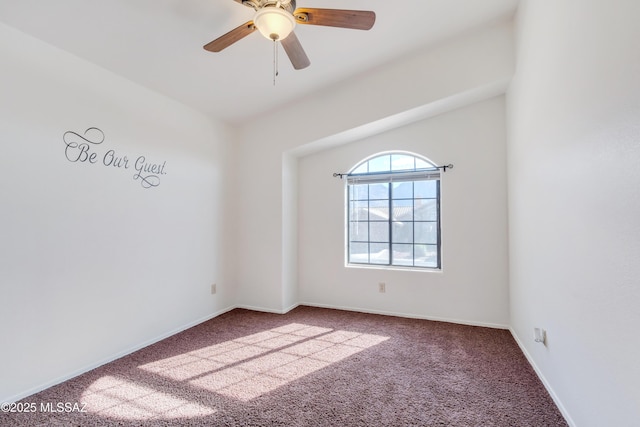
[392,222,413,243]
[392,181,412,199]
[415,222,438,244]
[350,184,368,201]
[415,158,434,170]
[392,244,413,266]
[415,245,438,268]
[349,243,369,263]
[392,199,413,221]
[369,183,388,199]
[350,221,368,241]
[391,154,414,171]
[369,222,389,242]
[414,199,438,221]
[368,155,390,173]
[369,244,389,264]
[352,163,368,174]
[350,201,368,221]
[415,180,437,198]
[368,200,389,220]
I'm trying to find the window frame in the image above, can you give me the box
[345,152,442,271]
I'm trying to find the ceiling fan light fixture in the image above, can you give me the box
[254,7,296,41]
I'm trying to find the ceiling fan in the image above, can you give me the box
[203,0,376,70]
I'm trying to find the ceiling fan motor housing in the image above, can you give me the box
[241,0,296,13]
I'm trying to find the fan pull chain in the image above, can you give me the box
[273,39,279,86]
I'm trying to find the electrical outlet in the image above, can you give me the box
[534,327,546,344]
[378,282,386,293]
[211,283,217,294]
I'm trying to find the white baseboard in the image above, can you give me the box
[235,303,299,315]
[282,302,300,314]
[299,301,510,330]
[4,305,237,404]
[509,327,576,427]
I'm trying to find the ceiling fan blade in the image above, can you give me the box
[203,21,256,52]
[281,31,310,70]
[293,8,375,30]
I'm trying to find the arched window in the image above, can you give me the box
[347,152,441,269]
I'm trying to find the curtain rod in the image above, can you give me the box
[333,164,454,179]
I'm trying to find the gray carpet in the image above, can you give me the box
[1,306,568,426]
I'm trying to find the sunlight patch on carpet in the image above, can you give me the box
[186,324,389,401]
[139,323,389,402]
[139,323,329,381]
[80,375,216,420]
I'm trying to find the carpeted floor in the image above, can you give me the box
[2,306,568,426]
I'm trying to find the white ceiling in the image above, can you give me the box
[0,0,519,125]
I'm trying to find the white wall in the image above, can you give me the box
[281,152,299,311]
[298,97,509,327]
[0,23,236,402]
[235,21,514,315]
[507,1,640,425]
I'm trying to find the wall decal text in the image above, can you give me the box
[63,127,167,189]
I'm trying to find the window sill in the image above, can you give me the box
[345,263,442,273]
